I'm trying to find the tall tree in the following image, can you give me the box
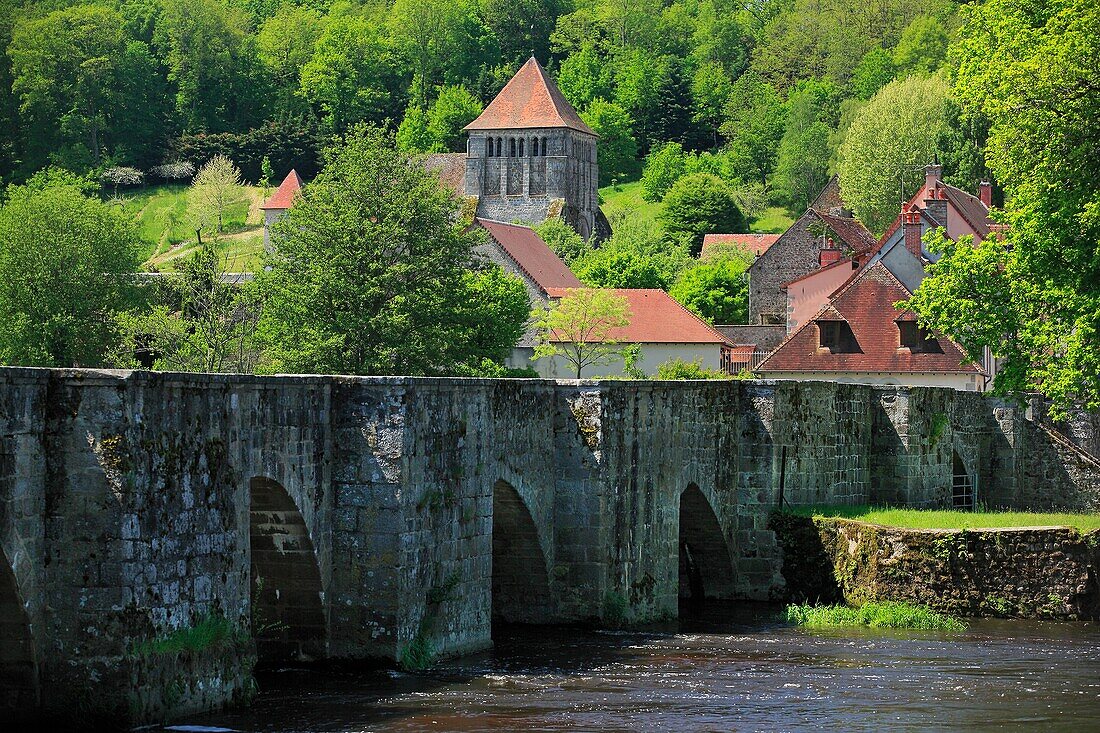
[427,86,483,152]
[905,0,1100,411]
[256,126,524,375]
[772,85,833,213]
[189,155,245,236]
[719,71,787,186]
[532,288,632,379]
[579,99,639,185]
[257,5,326,117]
[837,73,951,234]
[0,172,142,367]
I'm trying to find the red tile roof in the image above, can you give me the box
[757,262,982,374]
[476,218,583,291]
[701,233,780,257]
[878,180,992,246]
[260,170,303,210]
[543,288,731,344]
[464,57,595,136]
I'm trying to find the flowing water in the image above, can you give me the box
[165,604,1100,732]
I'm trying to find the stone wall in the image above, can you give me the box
[774,516,1100,620]
[0,369,1096,724]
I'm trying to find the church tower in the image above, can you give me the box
[463,57,601,240]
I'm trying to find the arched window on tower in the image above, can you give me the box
[510,138,516,157]
[519,138,525,157]
[532,137,539,157]
[496,137,503,157]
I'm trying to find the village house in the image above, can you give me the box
[755,165,996,390]
[259,169,303,249]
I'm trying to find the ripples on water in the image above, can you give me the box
[167,604,1100,733]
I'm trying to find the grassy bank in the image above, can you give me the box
[597,180,796,235]
[791,505,1100,532]
[785,601,967,631]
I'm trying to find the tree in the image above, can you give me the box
[533,218,589,264]
[532,288,632,378]
[396,105,435,152]
[113,244,261,373]
[572,215,692,288]
[9,5,161,167]
[893,16,949,76]
[390,0,467,99]
[904,0,1100,411]
[837,74,950,234]
[427,86,483,153]
[773,86,833,212]
[156,0,267,133]
[641,142,687,202]
[299,15,404,132]
[0,172,141,366]
[257,5,326,116]
[659,173,747,256]
[557,45,612,109]
[851,47,895,100]
[256,126,524,375]
[189,155,245,236]
[690,61,733,146]
[669,252,752,324]
[480,0,564,64]
[580,99,639,185]
[719,71,787,185]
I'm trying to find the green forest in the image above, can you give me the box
[0,0,1096,410]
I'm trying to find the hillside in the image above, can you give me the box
[599,181,794,235]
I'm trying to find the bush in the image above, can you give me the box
[150,161,196,181]
[100,167,144,188]
[659,173,747,256]
[640,142,686,202]
[656,358,731,380]
[784,601,967,631]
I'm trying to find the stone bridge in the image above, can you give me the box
[0,368,1095,724]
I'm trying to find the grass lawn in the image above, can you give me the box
[599,180,796,236]
[110,184,267,271]
[791,504,1100,532]
[751,206,795,233]
[599,180,662,227]
[784,601,966,631]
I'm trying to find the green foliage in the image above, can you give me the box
[532,288,631,378]
[893,16,949,76]
[659,173,747,256]
[427,86,483,153]
[557,44,612,109]
[572,216,691,289]
[773,84,833,212]
[851,47,896,101]
[533,218,588,264]
[256,5,326,117]
[669,253,751,324]
[784,602,967,631]
[396,105,435,153]
[903,0,1100,412]
[132,614,246,657]
[602,591,629,625]
[837,74,951,234]
[256,125,522,375]
[655,358,731,380]
[580,99,638,186]
[719,71,786,185]
[640,142,686,203]
[0,171,142,366]
[188,154,245,236]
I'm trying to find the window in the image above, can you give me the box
[898,321,943,353]
[817,320,859,352]
[496,137,503,156]
[510,138,516,157]
[532,137,540,156]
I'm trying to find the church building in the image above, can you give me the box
[461,57,607,241]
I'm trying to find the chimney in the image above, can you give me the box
[923,185,947,227]
[820,238,843,267]
[979,180,992,208]
[904,206,923,259]
[925,164,942,190]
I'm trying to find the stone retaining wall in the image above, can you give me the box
[773,515,1100,620]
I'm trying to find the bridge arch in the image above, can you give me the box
[0,547,38,712]
[678,484,736,606]
[248,476,326,664]
[491,479,552,626]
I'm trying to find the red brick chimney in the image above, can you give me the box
[820,238,842,267]
[904,205,923,259]
[979,180,992,208]
[925,164,942,190]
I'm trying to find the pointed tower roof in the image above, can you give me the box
[464,57,595,136]
[260,170,303,210]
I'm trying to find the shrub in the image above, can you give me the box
[659,173,747,256]
[656,358,731,380]
[783,601,967,631]
[150,161,196,181]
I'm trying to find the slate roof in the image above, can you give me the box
[879,180,992,245]
[464,57,595,136]
[423,153,466,195]
[476,218,583,291]
[757,262,981,374]
[543,288,731,345]
[260,170,303,210]
[701,233,781,257]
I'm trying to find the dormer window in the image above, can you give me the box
[817,320,858,353]
[898,321,943,353]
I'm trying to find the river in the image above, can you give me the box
[164,603,1100,732]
